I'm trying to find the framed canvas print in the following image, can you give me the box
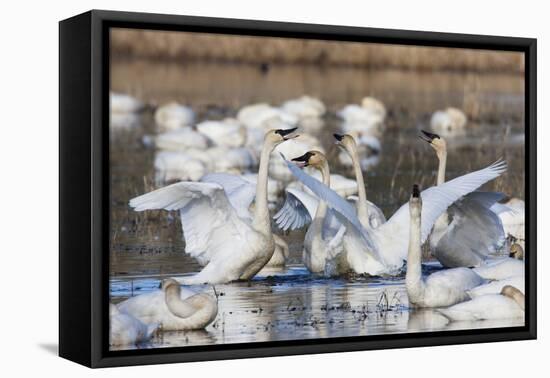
[59,10,536,368]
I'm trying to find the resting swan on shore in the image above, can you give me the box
[130,128,298,284]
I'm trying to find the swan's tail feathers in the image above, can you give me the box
[129,182,221,212]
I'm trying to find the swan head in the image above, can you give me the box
[160,278,181,292]
[291,150,325,169]
[409,184,422,217]
[509,243,524,260]
[501,285,525,310]
[419,130,447,158]
[265,128,299,146]
[333,133,357,151]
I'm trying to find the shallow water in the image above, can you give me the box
[109,59,525,350]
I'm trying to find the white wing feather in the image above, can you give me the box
[129,181,249,266]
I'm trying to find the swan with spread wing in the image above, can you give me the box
[282,151,507,276]
[419,130,507,267]
[129,128,298,284]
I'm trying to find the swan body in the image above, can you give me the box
[419,130,506,267]
[284,154,507,276]
[117,279,217,330]
[405,186,485,308]
[496,198,525,247]
[130,128,298,284]
[338,97,386,136]
[154,128,210,151]
[281,96,326,119]
[154,151,207,182]
[110,92,144,113]
[110,304,158,346]
[473,258,524,280]
[196,118,247,148]
[430,107,467,137]
[438,285,524,321]
[265,234,290,267]
[154,102,195,131]
[467,275,524,298]
[237,103,298,130]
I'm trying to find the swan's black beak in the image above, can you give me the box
[292,151,313,168]
[276,127,299,140]
[418,130,440,144]
[412,184,420,198]
[333,133,345,146]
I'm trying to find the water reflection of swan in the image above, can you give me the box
[407,309,449,331]
[334,134,385,228]
[283,153,507,276]
[406,185,485,308]
[438,285,524,321]
[110,303,158,346]
[118,279,218,331]
[419,130,506,267]
[130,129,298,284]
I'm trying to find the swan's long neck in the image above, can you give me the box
[252,142,274,236]
[165,285,196,319]
[314,161,331,221]
[406,202,425,302]
[436,148,447,185]
[347,143,370,227]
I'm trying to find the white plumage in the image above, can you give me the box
[154,102,195,131]
[285,156,508,276]
[110,304,158,346]
[473,258,524,280]
[467,275,525,298]
[196,118,247,148]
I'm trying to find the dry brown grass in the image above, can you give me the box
[111,28,525,73]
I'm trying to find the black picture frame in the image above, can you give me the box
[59,9,537,368]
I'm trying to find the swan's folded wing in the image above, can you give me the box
[382,160,507,243]
[273,188,317,231]
[200,173,256,218]
[129,181,249,265]
[437,192,507,259]
[283,156,377,252]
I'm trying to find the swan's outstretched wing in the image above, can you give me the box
[200,173,255,218]
[284,157,377,251]
[273,188,316,231]
[129,181,249,265]
[378,160,507,260]
[436,192,507,261]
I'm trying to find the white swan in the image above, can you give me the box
[438,285,524,321]
[473,257,524,280]
[153,127,210,151]
[110,92,144,114]
[196,118,247,148]
[284,151,347,274]
[117,279,218,330]
[130,128,298,284]
[338,97,386,136]
[467,275,524,298]
[430,107,467,137]
[109,303,158,346]
[334,133,386,228]
[281,96,326,132]
[418,130,507,267]
[237,103,298,130]
[497,198,525,248]
[154,102,195,131]
[283,153,507,275]
[264,234,290,268]
[406,185,485,308]
[154,151,207,182]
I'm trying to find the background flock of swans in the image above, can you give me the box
[109,92,526,347]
